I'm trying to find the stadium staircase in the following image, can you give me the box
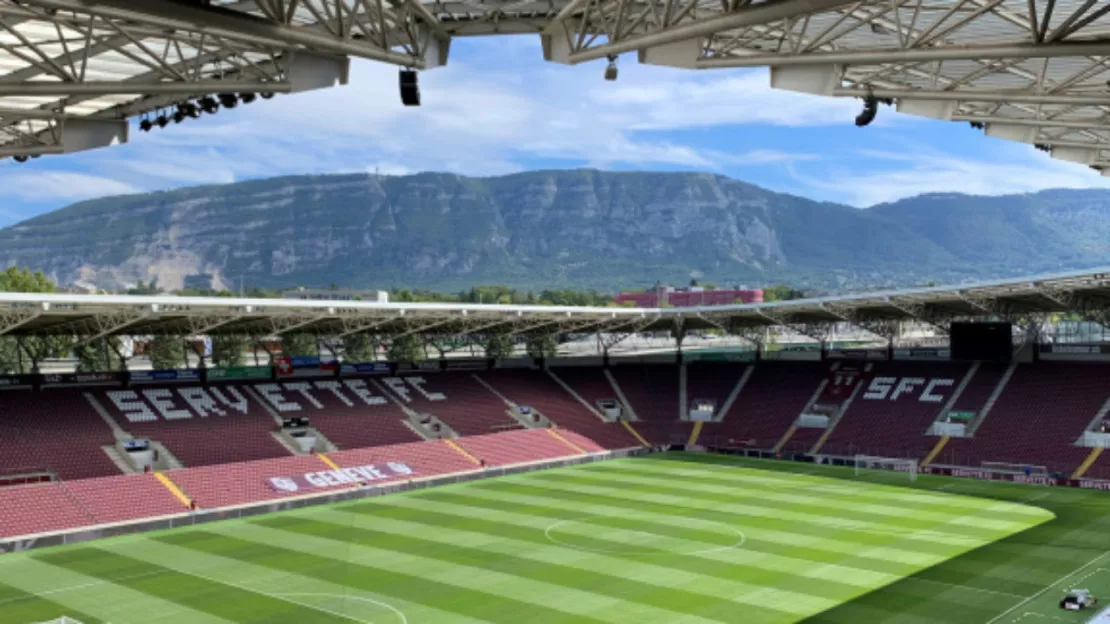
[967,362,1018,436]
[1073,447,1104,479]
[921,436,950,467]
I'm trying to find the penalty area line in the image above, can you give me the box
[986,549,1110,624]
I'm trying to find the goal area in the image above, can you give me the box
[854,455,919,481]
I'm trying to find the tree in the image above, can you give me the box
[343,333,377,362]
[74,338,123,372]
[525,335,558,358]
[148,335,185,370]
[0,267,62,373]
[0,266,56,293]
[387,334,424,362]
[282,334,318,357]
[485,333,515,360]
[127,279,163,295]
[211,335,248,368]
[763,284,807,302]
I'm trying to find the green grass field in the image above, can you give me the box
[3,452,1110,624]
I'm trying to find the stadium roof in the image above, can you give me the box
[2,266,1110,340]
[2,0,1110,172]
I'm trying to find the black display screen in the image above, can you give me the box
[950,322,1013,362]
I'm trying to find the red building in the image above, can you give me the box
[615,282,763,308]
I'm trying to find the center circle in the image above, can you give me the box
[544,516,746,557]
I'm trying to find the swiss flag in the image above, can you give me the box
[275,356,294,376]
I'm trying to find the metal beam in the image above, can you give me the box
[700,39,1110,68]
[0,81,292,97]
[954,115,1110,130]
[833,86,1110,106]
[564,0,857,64]
[26,0,426,68]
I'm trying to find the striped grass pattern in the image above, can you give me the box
[3,453,1103,624]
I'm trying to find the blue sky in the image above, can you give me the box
[1,35,1108,226]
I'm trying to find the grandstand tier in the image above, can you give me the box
[12,359,1110,541]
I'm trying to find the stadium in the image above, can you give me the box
[6,1,1110,624]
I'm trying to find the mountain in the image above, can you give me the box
[1,170,1109,293]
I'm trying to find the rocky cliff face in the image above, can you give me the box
[2,170,1108,292]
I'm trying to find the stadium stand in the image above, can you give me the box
[167,453,348,509]
[63,474,187,523]
[23,357,1110,541]
[480,369,641,449]
[607,364,688,445]
[700,362,825,450]
[939,363,1110,475]
[455,428,587,466]
[684,362,749,421]
[94,384,291,468]
[331,437,481,477]
[947,362,1011,422]
[0,389,120,480]
[551,366,624,418]
[819,361,968,458]
[0,483,93,538]
[379,373,518,435]
[256,379,420,448]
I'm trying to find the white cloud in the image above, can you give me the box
[3,37,1104,218]
[0,170,140,203]
[48,45,848,193]
[791,140,1110,207]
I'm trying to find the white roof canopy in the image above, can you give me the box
[2,266,1110,338]
[0,0,1108,174]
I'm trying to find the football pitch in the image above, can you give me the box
[3,452,1110,624]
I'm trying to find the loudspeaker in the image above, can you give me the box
[399,70,420,106]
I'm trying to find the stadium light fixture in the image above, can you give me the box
[139,118,153,132]
[218,93,239,108]
[604,55,618,81]
[13,155,27,163]
[198,96,219,114]
[240,92,256,104]
[261,92,275,99]
[155,113,169,128]
[854,97,877,127]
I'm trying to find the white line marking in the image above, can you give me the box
[904,577,1025,599]
[0,570,165,606]
[151,563,372,623]
[543,518,746,557]
[1019,492,1050,504]
[986,549,1110,624]
[935,484,955,492]
[277,592,407,624]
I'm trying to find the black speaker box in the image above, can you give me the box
[399,70,420,106]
